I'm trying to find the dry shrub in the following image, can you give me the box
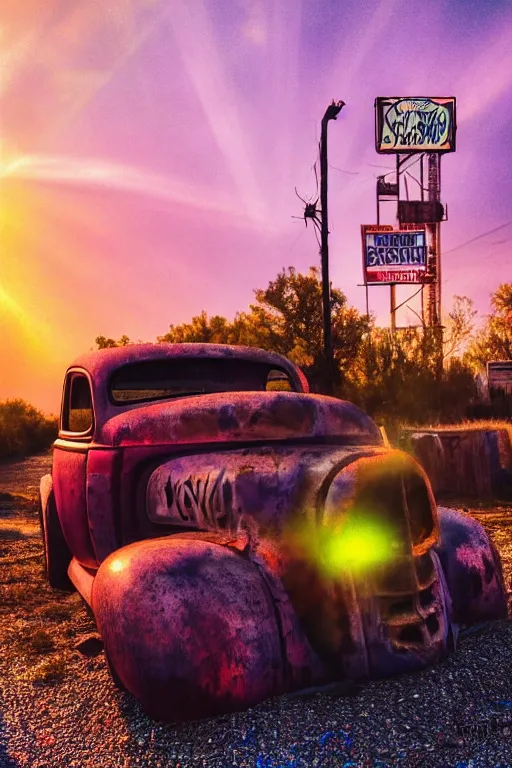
[0,399,57,460]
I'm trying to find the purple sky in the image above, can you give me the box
[1,0,512,411]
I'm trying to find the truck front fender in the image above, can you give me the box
[434,507,507,626]
[91,533,325,722]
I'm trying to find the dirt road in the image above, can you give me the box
[1,453,512,768]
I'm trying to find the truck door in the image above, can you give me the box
[52,370,97,568]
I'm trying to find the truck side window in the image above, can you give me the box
[266,369,293,391]
[63,374,93,434]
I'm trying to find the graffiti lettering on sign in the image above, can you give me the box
[372,233,424,249]
[364,230,426,283]
[366,245,425,267]
[164,468,235,530]
[370,270,427,284]
[376,97,455,152]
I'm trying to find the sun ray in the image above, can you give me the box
[324,0,402,174]
[456,10,512,123]
[51,3,169,131]
[0,279,68,362]
[1,153,252,224]
[0,2,165,148]
[166,0,270,229]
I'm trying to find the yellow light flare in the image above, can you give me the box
[283,495,403,581]
[319,515,398,576]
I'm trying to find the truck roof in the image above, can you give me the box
[68,343,309,394]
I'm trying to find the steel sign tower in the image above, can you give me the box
[368,97,456,362]
[426,153,441,328]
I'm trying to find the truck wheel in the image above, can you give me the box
[39,492,74,591]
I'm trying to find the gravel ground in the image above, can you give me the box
[1,453,512,768]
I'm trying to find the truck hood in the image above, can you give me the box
[99,391,382,448]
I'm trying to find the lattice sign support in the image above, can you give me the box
[366,97,456,350]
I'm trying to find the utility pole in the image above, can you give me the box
[390,284,397,334]
[320,100,345,395]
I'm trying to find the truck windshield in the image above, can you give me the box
[110,358,296,404]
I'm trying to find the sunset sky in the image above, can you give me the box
[1,0,512,413]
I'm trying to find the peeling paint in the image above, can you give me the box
[44,344,508,723]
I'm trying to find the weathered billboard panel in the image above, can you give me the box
[398,200,445,224]
[362,225,429,285]
[488,361,512,396]
[487,361,512,418]
[375,97,456,153]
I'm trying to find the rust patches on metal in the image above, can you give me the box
[92,536,324,722]
[46,343,509,722]
[99,392,383,449]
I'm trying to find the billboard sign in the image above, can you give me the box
[362,225,429,284]
[375,97,456,153]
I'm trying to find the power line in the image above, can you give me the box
[367,163,393,170]
[443,221,512,256]
[450,239,510,265]
[444,248,510,286]
[329,164,359,175]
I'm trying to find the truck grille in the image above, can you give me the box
[319,451,446,668]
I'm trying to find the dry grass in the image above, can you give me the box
[22,656,67,685]
[400,420,512,457]
[1,494,96,689]
[27,629,56,654]
[38,602,75,621]
[3,582,41,603]
[405,419,512,436]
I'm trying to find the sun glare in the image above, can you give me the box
[319,516,398,576]
[288,510,399,579]
[0,281,28,322]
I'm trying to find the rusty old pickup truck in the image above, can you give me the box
[39,343,507,722]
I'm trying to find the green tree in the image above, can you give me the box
[92,272,481,429]
[95,334,132,349]
[158,311,233,344]
[346,328,434,425]
[443,295,478,360]
[466,283,512,370]
[346,317,476,435]
[251,267,371,391]
[157,267,371,392]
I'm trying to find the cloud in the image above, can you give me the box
[1,153,252,224]
[241,0,267,45]
[456,12,512,123]
[167,0,270,228]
